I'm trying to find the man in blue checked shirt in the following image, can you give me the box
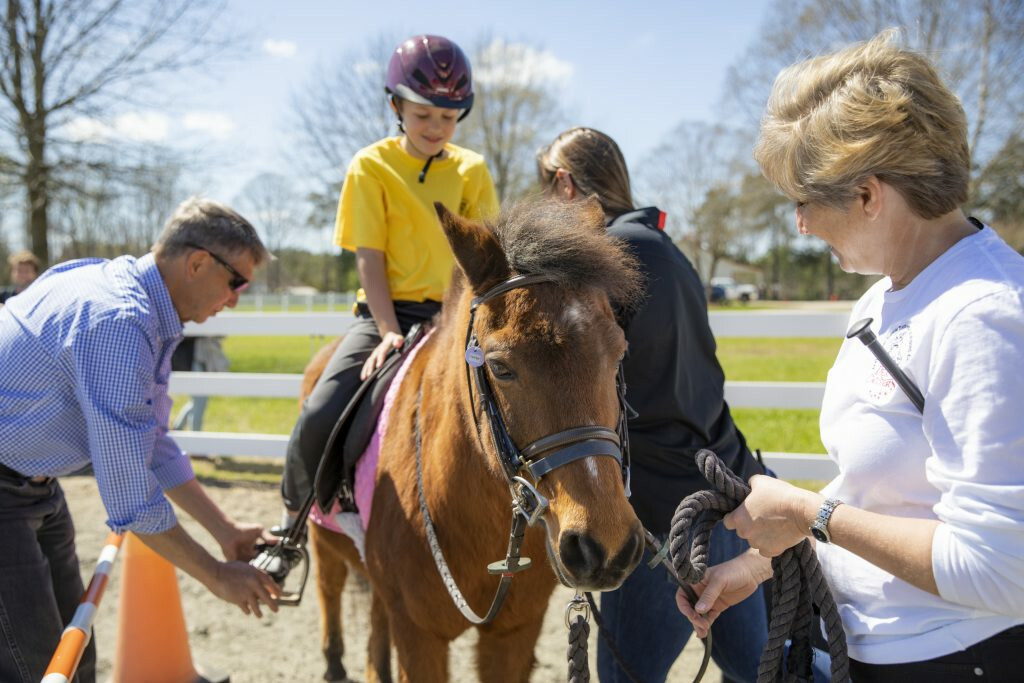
[0,197,281,683]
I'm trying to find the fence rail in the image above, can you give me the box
[172,310,849,480]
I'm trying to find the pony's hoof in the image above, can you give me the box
[323,667,354,683]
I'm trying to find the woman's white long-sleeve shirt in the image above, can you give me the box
[816,224,1024,664]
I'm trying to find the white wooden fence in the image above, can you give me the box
[169,311,851,481]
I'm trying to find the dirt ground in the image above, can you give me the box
[63,474,720,682]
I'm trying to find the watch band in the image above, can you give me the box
[810,497,843,544]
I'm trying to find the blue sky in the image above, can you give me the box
[118,1,771,202]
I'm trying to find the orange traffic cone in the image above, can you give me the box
[111,533,227,683]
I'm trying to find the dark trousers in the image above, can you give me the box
[0,470,95,683]
[280,300,440,511]
[850,624,1024,682]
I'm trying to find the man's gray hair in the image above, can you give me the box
[155,197,270,265]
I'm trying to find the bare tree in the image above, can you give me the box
[45,144,185,260]
[719,0,1024,188]
[455,37,569,202]
[287,34,397,189]
[235,172,303,292]
[637,121,751,277]
[0,0,232,264]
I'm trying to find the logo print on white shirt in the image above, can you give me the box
[867,323,912,402]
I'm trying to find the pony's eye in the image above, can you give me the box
[487,360,515,381]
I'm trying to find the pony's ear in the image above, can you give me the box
[435,202,510,293]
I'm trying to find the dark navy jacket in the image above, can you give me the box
[609,207,762,534]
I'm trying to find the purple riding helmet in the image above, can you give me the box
[385,34,473,120]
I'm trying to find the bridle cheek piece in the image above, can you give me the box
[463,274,633,526]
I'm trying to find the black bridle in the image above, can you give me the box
[463,273,633,525]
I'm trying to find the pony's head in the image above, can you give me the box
[436,198,644,591]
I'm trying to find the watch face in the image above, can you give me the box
[811,527,829,543]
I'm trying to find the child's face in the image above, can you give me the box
[398,101,459,159]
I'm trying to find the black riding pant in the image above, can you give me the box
[0,466,95,683]
[280,300,440,511]
[850,624,1024,681]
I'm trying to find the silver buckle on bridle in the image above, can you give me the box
[511,475,549,526]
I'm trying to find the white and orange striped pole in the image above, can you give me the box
[41,532,123,683]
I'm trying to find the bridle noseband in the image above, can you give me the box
[463,273,632,526]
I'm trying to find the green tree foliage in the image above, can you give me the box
[974,133,1024,252]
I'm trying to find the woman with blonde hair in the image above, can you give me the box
[678,31,1024,681]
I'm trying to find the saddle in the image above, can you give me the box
[313,323,428,513]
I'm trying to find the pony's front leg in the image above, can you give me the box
[475,617,547,683]
[389,612,450,683]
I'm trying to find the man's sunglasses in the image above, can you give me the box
[185,242,250,293]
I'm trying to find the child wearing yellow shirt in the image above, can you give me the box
[280,35,498,520]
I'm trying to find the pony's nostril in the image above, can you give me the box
[559,531,607,575]
[608,525,644,574]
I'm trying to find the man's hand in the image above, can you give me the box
[206,561,281,617]
[360,332,404,380]
[676,549,773,637]
[217,521,275,562]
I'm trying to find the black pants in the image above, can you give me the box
[850,624,1024,682]
[0,468,95,683]
[280,300,440,511]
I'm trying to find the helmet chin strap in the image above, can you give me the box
[418,151,442,183]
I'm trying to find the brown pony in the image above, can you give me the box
[305,198,645,682]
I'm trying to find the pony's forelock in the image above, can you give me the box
[491,198,642,310]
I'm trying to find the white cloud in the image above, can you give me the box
[114,112,170,142]
[262,39,297,59]
[474,39,574,88]
[353,59,384,78]
[183,111,236,138]
[63,112,170,142]
[64,117,113,142]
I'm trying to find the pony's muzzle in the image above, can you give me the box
[557,521,644,589]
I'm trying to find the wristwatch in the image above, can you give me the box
[809,498,843,544]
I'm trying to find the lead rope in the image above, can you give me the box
[668,449,851,682]
[566,592,591,682]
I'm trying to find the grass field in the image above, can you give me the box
[171,334,841,462]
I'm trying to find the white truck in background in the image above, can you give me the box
[709,276,760,303]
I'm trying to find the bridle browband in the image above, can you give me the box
[463,273,632,526]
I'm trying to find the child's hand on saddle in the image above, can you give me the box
[361,332,405,379]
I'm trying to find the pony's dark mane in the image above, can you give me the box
[493,198,642,309]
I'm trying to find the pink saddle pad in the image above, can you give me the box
[309,329,434,533]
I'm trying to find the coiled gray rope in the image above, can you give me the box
[668,449,851,682]
[567,615,590,682]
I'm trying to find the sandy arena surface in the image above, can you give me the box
[63,474,720,682]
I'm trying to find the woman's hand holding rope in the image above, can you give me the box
[676,548,772,638]
[724,474,823,558]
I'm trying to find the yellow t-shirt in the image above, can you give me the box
[335,137,499,302]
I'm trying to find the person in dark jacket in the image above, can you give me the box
[538,127,826,683]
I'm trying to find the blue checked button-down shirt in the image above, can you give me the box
[0,253,194,534]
